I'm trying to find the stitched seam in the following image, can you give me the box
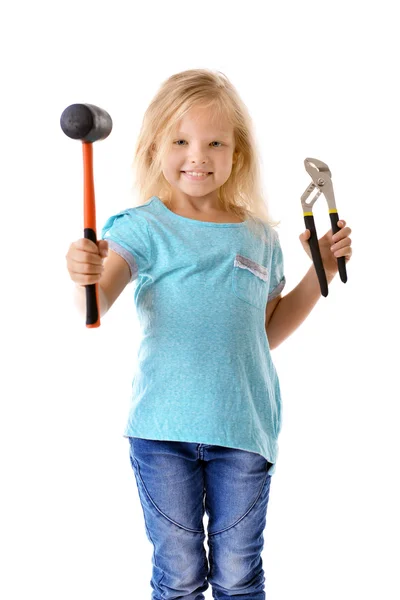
[144,214,153,268]
[134,458,204,534]
[208,471,271,537]
[134,208,153,270]
[132,203,153,271]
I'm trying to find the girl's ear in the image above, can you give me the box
[232,150,239,165]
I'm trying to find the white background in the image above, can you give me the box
[1,1,399,598]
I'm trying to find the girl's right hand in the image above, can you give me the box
[66,238,109,285]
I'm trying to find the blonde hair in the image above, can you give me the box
[130,68,281,232]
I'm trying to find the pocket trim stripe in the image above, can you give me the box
[234,254,268,282]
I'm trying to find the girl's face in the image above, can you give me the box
[161,106,238,208]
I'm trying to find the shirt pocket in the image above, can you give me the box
[232,254,269,310]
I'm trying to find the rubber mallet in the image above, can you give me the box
[60,103,113,328]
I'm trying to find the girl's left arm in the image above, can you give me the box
[266,265,335,350]
[266,220,352,350]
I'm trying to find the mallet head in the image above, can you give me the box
[60,103,112,142]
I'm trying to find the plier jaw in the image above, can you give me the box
[301,158,348,297]
[301,158,336,212]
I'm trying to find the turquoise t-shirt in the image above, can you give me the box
[101,196,286,476]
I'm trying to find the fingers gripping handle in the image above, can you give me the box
[304,214,329,297]
[84,227,100,326]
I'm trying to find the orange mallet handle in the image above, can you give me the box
[82,142,100,328]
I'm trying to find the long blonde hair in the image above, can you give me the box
[130,68,281,231]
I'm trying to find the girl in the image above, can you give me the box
[67,69,352,599]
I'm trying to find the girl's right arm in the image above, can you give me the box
[66,238,131,319]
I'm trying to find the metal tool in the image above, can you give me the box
[301,158,348,297]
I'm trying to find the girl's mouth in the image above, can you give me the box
[181,171,212,181]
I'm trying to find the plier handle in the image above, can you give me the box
[301,158,348,297]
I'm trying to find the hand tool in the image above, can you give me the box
[60,103,113,327]
[301,158,348,297]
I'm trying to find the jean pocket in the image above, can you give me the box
[232,254,269,310]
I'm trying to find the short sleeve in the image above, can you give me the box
[268,228,286,301]
[100,209,151,283]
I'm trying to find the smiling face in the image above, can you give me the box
[160,105,238,210]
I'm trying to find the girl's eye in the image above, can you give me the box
[174,140,222,147]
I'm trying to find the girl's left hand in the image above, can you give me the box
[299,219,353,277]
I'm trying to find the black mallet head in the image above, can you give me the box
[60,103,112,142]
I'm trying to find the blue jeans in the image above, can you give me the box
[128,437,273,599]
